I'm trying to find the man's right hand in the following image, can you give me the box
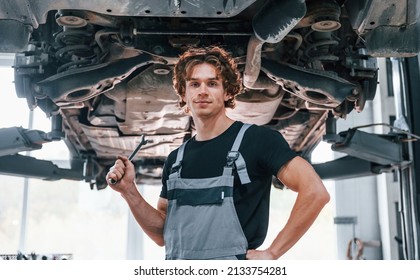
[106,155,136,193]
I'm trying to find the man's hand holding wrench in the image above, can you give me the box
[107,135,148,187]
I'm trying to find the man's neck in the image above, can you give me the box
[193,114,235,141]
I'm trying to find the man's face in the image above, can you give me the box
[183,63,229,119]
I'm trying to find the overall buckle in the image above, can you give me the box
[226,151,239,167]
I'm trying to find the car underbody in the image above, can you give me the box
[0,0,419,189]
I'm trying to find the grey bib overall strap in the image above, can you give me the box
[164,123,252,260]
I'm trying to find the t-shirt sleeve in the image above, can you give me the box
[257,127,298,176]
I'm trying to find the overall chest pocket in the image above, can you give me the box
[174,186,232,206]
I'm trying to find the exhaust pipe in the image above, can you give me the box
[244,0,306,88]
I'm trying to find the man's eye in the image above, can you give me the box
[189,82,199,87]
[208,81,217,87]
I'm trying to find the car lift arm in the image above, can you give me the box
[0,126,51,156]
[0,154,84,181]
[313,121,416,181]
[0,126,84,181]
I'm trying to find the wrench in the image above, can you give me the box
[108,135,148,185]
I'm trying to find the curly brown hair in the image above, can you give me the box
[172,46,242,109]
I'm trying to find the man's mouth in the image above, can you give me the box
[194,100,211,104]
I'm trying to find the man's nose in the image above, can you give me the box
[198,83,208,94]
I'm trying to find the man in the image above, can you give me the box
[106,46,330,260]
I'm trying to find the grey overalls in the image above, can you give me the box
[164,123,252,260]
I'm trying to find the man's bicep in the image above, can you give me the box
[277,156,316,192]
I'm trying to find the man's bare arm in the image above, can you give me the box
[107,156,167,246]
[247,156,330,259]
[122,188,167,246]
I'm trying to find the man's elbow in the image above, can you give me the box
[154,237,165,247]
[316,185,330,207]
[148,232,165,247]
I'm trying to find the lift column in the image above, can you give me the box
[402,55,420,259]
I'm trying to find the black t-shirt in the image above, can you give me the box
[160,121,297,249]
